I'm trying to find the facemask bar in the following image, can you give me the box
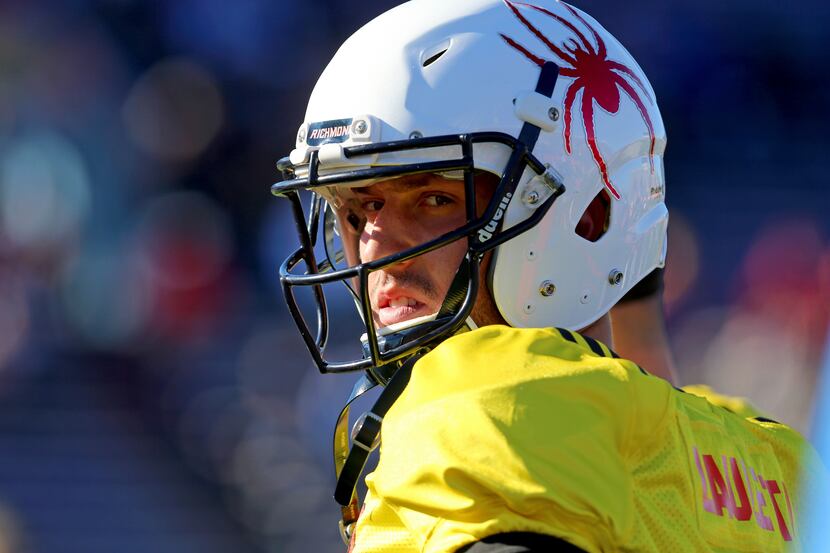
[272,62,564,378]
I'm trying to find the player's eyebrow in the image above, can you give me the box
[352,175,440,195]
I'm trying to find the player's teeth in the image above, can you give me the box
[389,297,415,308]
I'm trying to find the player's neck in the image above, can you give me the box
[579,313,613,348]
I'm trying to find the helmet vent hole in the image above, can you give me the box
[421,39,451,68]
[575,189,611,243]
[422,48,448,67]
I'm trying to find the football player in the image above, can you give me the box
[271,1,826,551]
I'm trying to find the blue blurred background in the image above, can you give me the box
[0,0,827,551]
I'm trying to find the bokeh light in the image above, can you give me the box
[59,244,153,350]
[123,58,224,162]
[734,219,829,350]
[0,269,30,378]
[132,190,236,342]
[0,130,91,253]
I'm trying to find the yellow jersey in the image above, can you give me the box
[351,325,827,553]
[680,384,769,421]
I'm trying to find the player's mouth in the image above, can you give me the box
[375,295,431,327]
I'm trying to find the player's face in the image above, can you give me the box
[336,172,502,328]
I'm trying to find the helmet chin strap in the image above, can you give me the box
[437,255,472,318]
[332,351,419,543]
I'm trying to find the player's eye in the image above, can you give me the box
[422,194,454,207]
[361,199,384,212]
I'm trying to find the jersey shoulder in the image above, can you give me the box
[399,325,674,444]
[680,384,769,420]
[411,324,652,393]
[365,326,675,553]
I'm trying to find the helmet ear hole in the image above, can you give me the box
[575,189,611,242]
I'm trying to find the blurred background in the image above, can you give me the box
[0,0,827,551]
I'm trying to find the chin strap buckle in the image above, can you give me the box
[333,374,377,545]
[338,501,360,546]
[351,412,383,452]
[332,354,420,545]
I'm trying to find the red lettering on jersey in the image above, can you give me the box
[693,447,797,540]
[728,457,753,521]
[753,470,775,531]
[720,456,739,517]
[694,447,718,513]
[703,454,729,515]
[764,479,793,541]
[784,481,797,539]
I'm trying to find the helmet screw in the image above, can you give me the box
[525,190,540,205]
[608,269,624,286]
[548,107,560,121]
[297,128,306,143]
[409,130,423,139]
[539,280,556,297]
[353,119,368,134]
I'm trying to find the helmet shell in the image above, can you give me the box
[297,0,668,330]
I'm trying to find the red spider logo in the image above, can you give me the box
[500,0,656,200]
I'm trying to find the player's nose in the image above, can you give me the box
[360,209,422,265]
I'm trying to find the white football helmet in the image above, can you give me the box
[273,0,668,380]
